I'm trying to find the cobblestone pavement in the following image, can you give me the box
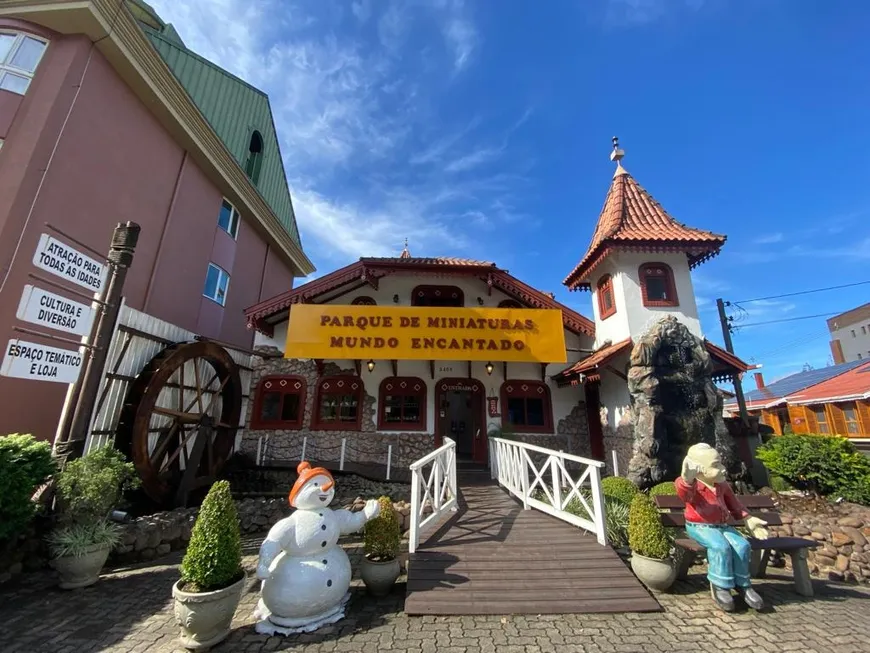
[2,534,869,653]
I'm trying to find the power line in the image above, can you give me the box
[730,279,870,305]
[734,312,840,329]
[745,329,828,362]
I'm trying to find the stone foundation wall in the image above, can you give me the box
[1,475,412,583]
[602,417,634,477]
[238,350,433,470]
[768,496,870,584]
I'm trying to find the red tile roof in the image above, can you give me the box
[705,341,751,374]
[552,339,633,384]
[563,165,726,290]
[359,256,496,267]
[785,361,870,404]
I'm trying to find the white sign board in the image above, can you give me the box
[32,233,107,294]
[16,285,95,337]
[1,339,84,384]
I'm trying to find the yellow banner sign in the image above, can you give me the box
[285,305,567,363]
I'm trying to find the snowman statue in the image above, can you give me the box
[253,461,381,635]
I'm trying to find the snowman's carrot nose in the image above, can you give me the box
[321,479,334,492]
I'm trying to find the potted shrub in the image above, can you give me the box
[628,492,676,592]
[47,445,138,589]
[360,496,401,596]
[172,480,245,650]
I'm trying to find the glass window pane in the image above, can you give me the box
[258,392,281,421]
[203,264,219,299]
[401,396,420,422]
[645,276,668,301]
[9,36,46,73]
[215,269,229,305]
[320,396,337,421]
[281,394,300,421]
[218,200,233,233]
[0,72,29,94]
[383,395,402,423]
[843,404,857,421]
[847,422,859,434]
[339,394,358,421]
[230,208,240,236]
[0,34,16,63]
[506,397,526,425]
[602,288,613,310]
[526,398,545,426]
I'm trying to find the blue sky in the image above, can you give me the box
[149,0,870,382]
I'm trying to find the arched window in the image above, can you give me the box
[245,130,264,185]
[412,285,464,307]
[351,296,377,305]
[378,377,427,430]
[498,299,523,309]
[0,32,49,95]
[313,375,363,430]
[639,263,678,307]
[251,375,306,430]
[501,381,553,434]
[597,274,616,319]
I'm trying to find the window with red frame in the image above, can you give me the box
[378,377,427,430]
[639,263,678,307]
[498,299,523,308]
[501,381,553,433]
[597,274,616,319]
[351,296,377,305]
[252,376,306,429]
[314,376,363,430]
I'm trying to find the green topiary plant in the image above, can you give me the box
[601,476,640,506]
[648,481,678,497]
[180,481,243,592]
[364,496,400,562]
[628,493,671,560]
[0,434,56,543]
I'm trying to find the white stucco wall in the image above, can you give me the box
[597,351,632,429]
[589,250,701,347]
[253,272,594,436]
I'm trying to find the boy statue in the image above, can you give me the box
[674,443,769,611]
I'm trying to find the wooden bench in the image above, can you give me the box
[653,494,818,596]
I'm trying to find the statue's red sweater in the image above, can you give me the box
[674,477,750,525]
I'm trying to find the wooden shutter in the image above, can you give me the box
[830,404,848,437]
[805,406,819,433]
[856,400,870,437]
[789,405,809,434]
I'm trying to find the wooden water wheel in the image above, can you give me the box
[116,340,243,508]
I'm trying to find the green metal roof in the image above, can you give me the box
[139,23,302,247]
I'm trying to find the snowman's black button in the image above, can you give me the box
[321,524,326,531]
[322,559,328,565]
[321,541,327,547]
[327,579,332,587]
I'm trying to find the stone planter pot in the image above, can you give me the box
[172,575,245,650]
[360,556,401,597]
[630,553,677,592]
[51,544,112,590]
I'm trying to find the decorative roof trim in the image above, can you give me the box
[552,338,633,384]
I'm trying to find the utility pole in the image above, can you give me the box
[716,297,749,426]
[58,222,141,462]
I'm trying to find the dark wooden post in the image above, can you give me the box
[716,297,749,426]
[61,222,141,461]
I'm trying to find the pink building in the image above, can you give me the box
[0,0,314,442]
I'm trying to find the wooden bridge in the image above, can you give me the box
[405,449,662,616]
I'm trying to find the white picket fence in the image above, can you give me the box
[489,437,608,546]
[408,437,457,553]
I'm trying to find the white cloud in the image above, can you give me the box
[146,0,520,272]
[752,232,784,245]
[603,0,708,26]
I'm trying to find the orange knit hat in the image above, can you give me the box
[288,461,334,507]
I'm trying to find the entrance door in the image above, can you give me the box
[435,379,486,463]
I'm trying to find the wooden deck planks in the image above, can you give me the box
[404,471,662,616]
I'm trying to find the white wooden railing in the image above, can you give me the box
[408,437,457,553]
[489,437,608,546]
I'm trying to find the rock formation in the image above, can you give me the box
[626,316,745,489]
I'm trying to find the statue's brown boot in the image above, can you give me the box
[710,584,735,612]
[738,587,764,610]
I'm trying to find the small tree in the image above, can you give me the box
[648,481,678,497]
[364,496,400,562]
[628,493,671,560]
[180,481,243,592]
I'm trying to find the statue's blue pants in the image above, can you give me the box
[685,522,752,590]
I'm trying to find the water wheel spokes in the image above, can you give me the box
[116,340,243,508]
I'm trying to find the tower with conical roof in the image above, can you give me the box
[563,138,726,347]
